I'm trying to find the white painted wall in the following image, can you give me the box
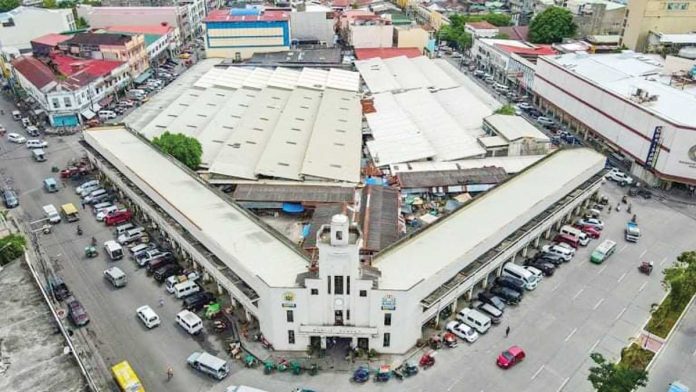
[0,7,75,52]
[350,25,393,49]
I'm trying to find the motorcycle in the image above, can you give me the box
[638,261,653,275]
[76,226,83,236]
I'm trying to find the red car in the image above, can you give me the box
[497,345,525,369]
[553,234,579,249]
[105,209,133,226]
[573,224,601,239]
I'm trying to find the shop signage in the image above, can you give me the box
[677,145,696,169]
[281,291,296,308]
[381,294,396,311]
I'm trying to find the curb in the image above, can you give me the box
[644,294,696,372]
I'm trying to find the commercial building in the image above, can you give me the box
[31,33,72,57]
[59,32,149,78]
[96,0,211,36]
[203,9,291,60]
[621,0,696,52]
[394,25,431,51]
[339,11,394,49]
[11,54,130,126]
[0,7,76,53]
[465,21,499,38]
[533,52,696,188]
[481,114,551,157]
[289,4,336,47]
[84,126,606,353]
[566,0,625,37]
[102,25,181,67]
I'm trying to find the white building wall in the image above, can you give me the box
[350,25,394,48]
[290,10,335,46]
[77,5,190,40]
[0,7,75,52]
[533,58,696,182]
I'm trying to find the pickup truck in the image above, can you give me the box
[625,222,641,242]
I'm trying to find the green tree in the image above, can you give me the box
[42,0,57,8]
[588,353,649,392]
[0,0,19,12]
[481,13,512,27]
[528,6,577,44]
[0,234,26,266]
[76,16,89,29]
[495,104,516,115]
[152,131,203,170]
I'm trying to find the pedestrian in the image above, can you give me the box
[505,326,510,338]
[159,298,164,307]
[80,200,85,210]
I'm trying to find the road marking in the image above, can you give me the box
[531,365,545,380]
[615,307,627,321]
[598,265,608,274]
[556,377,570,392]
[639,281,648,292]
[639,249,647,258]
[619,244,628,252]
[617,272,627,283]
[593,298,605,310]
[589,339,601,353]
[565,328,577,342]
[573,288,584,300]
[660,257,668,266]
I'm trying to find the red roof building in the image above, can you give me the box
[355,47,423,60]
[31,33,73,47]
[104,24,175,36]
[466,21,497,30]
[494,43,556,56]
[11,56,56,90]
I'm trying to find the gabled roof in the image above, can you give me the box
[31,33,73,47]
[466,21,498,30]
[497,26,529,41]
[105,24,174,36]
[11,56,55,89]
[64,32,132,46]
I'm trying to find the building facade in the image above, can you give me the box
[394,25,430,50]
[465,21,499,38]
[471,38,556,89]
[533,52,696,188]
[12,55,130,126]
[621,0,696,51]
[0,7,75,53]
[289,4,335,47]
[59,32,149,78]
[203,9,291,60]
[104,25,181,66]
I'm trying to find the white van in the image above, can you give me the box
[542,244,574,262]
[103,266,127,287]
[493,83,509,92]
[176,309,203,335]
[117,227,145,245]
[104,240,124,260]
[187,351,229,380]
[98,110,117,120]
[502,262,539,290]
[560,225,590,246]
[26,139,46,149]
[166,271,199,293]
[43,204,61,223]
[174,280,200,299]
[115,223,135,236]
[83,189,107,204]
[136,305,161,329]
[457,308,491,334]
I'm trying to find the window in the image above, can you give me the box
[346,310,350,320]
[311,288,318,295]
[383,333,390,347]
[286,310,294,323]
[359,290,367,297]
[52,98,60,109]
[327,275,331,294]
[384,313,391,326]
[347,277,350,295]
[288,330,295,344]
[666,2,688,9]
[334,275,344,295]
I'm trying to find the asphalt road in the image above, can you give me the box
[643,298,696,391]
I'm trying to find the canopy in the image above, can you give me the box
[134,69,153,84]
[81,109,96,120]
[61,203,78,215]
[282,202,305,213]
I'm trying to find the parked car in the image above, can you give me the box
[495,276,526,294]
[183,291,216,311]
[527,109,542,118]
[26,139,48,148]
[471,301,503,324]
[489,286,521,305]
[524,266,544,282]
[477,291,506,311]
[497,345,526,369]
[446,320,479,343]
[153,263,183,282]
[105,209,133,226]
[7,133,26,143]
[534,253,564,266]
[517,102,533,111]
[66,297,90,326]
[605,169,634,185]
[2,189,19,208]
[573,224,601,238]
[96,206,120,221]
[542,244,575,262]
[136,305,161,329]
[536,116,555,126]
[577,217,604,230]
[523,259,555,276]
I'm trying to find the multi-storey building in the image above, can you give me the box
[11,54,130,126]
[59,32,149,78]
[621,0,696,51]
[0,6,75,53]
[103,25,181,66]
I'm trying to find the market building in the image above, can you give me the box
[84,125,606,354]
[533,51,696,188]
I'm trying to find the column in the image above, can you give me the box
[481,274,489,289]
[533,236,541,248]
[521,245,528,258]
[320,337,327,349]
[464,288,473,301]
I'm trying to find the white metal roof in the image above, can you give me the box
[300,88,362,183]
[356,56,461,93]
[85,127,308,288]
[395,89,486,161]
[193,66,361,92]
[255,87,323,180]
[375,148,606,290]
[484,114,550,142]
[383,56,432,90]
[433,86,491,137]
[411,56,459,90]
[354,57,400,93]
[478,135,508,148]
[388,155,547,175]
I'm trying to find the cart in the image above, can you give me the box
[84,245,98,258]
[429,334,443,349]
[443,332,458,348]
[419,350,436,369]
[263,360,275,374]
[374,365,391,382]
[290,361,302,375]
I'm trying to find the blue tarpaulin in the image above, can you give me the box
[365,177,384,186]
[282,202,304,213]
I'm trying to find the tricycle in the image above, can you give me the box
[429,333,443,349]
[352,365,370,383]
[277,358,289,372]
[419,350,436,369]
[443,332,458,348]
[244,354,258,368]
[394,361,418,380]
[263,359,275,375]
[374,364,391,382]
[84,245,98,258]
[290,360,302,375]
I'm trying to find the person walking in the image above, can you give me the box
[166,367,173,381]
[159,298,164,307]
[505,326,510,338]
